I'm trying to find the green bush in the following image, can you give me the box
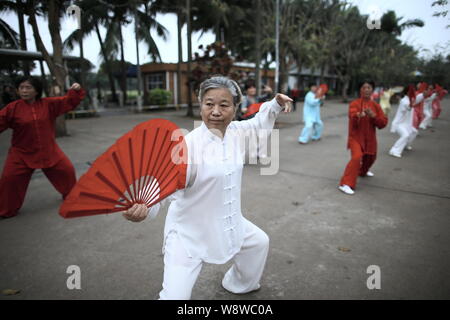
[148,88,172,106]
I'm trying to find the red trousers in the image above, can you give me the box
[413,107,424,130]
[0,152,76,218]
[340,142,376,189]
[432,100,441,119]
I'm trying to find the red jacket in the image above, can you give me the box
[347,98,388,155]
[0,89,85,168]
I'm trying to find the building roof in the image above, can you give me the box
[0,48,83,62]
[140,61,275,76]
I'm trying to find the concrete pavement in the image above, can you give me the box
[1,98,449,299]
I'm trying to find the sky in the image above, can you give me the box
[1,0,449,75]
[347,0,450,58]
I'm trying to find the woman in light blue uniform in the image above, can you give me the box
[298,83,324,144]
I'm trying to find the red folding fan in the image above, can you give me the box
[59,119,187,218]
[316,84,328,98]
[242,102,263,119]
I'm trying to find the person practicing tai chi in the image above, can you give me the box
[432,85,447,119]
[298,83,325,144]
[122,76,293,300]
[379,86,393,116]
[338,80,388,195]
[0,77,85,218]
[419,84,437,130]
[412,82,427,131]
[389,85,424,158]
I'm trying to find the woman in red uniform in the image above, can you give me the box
[338,80,388,195]
[0,76,85,218]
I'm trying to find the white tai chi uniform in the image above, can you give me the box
[419,93,437,130]
[389,94,424,156]
[148,98,283,300]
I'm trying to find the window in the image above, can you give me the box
[147,73,165,90]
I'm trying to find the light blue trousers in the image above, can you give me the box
[298,120,323,143]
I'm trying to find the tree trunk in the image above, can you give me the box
[118,24,127,105]
[17,0,29,75]
[28,0,68,137]
[79,30,86,91]
[279,52,290,93]
[94,23,117,103]
[319,63,325,84]
[341,76,350,103]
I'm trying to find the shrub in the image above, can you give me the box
[148,88,172,106]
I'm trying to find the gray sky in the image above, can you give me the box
[347,0,450,59]
[1,0,449,75]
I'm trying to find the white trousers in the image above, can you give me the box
[390,125,417,156]
[419,106,433,129]
[159,219,270,300]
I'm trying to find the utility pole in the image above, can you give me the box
[186,0,193,116]
[275,0,280,93]
[275,0,280,92]
[255,0,261,96]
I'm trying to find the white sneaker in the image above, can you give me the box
[389,151,402,158]
[406,146,412,151]
[338,185,354,195]
[366,171,374,177]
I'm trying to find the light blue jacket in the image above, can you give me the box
[303,91,322,123]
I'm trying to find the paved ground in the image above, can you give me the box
[1,98,449,300]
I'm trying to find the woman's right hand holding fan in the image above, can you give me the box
[123,203,148,222]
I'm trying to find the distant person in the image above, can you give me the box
[338,80,388,195]
[371,87,380,103]
[290,87,300,111]
[432,85,448,119]
[238,82,273,121]
[419,84,437,130]
[0,76,85,218]
[379,86,394,116]
[389,85,424,158]
[297,83,325,144]
[412,82,426,131]
[238,82,274,160]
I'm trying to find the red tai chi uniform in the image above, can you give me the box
[432,89,447,119]
[340,98,388,189]
[0,89,85,217]
[413,98,425,130]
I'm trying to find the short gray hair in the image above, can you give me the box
[198,76,243,107]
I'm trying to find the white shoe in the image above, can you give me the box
[406,146,412,151]
[389,151,402,158]
[338,185,354,195]
[366,171,374,177]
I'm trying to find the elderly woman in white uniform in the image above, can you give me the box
[123,76,292,300]
[389,85,424,158]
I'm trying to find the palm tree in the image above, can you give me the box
[99,0,168,105]
[0,0,31,74]
[64,0,118,102]
[381,10,424,36]
[151,0,186,109]
[0,17,22,77]
[25,0,74,136]
[0,17,19,48]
